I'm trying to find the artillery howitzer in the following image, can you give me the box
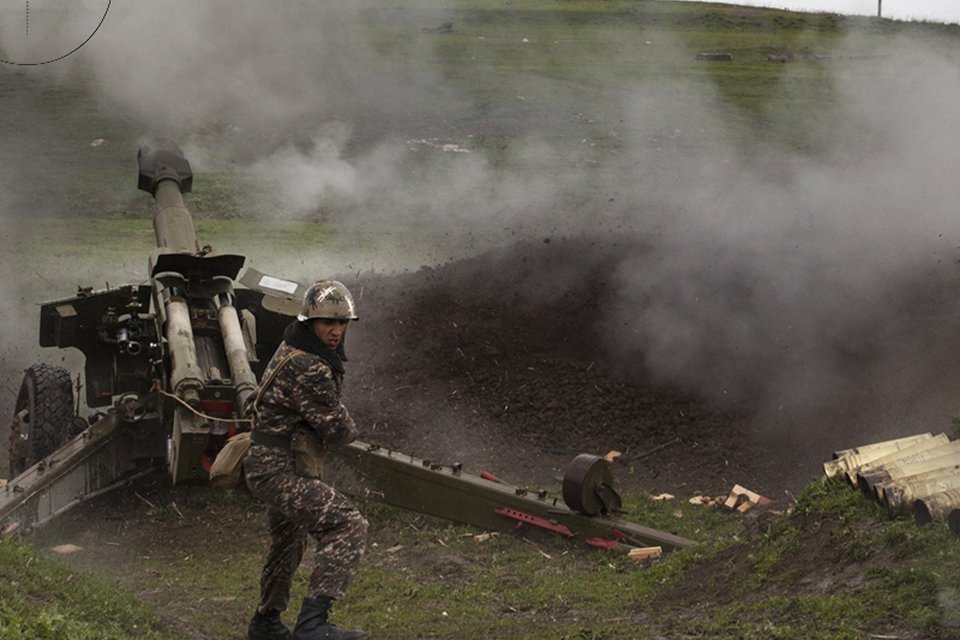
[1,141,692,553]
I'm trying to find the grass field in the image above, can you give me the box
[6,476,960,639]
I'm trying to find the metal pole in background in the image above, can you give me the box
[878,0,882,18]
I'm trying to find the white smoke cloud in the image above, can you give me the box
[73,1,469,155]
[590,41,960,442]
[5,2,960,450]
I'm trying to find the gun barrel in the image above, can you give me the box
[153,181,199,253]
[137,140,198,254]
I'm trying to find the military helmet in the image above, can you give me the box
[297,279,359,322]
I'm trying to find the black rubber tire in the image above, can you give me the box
[8,363,75,477]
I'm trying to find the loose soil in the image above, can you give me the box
[346,237,785,500]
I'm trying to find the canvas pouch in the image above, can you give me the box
[209,431,252,488]
[291,428,325,479]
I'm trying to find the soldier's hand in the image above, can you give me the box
[328,405,358,445]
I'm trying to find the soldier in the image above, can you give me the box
[244,279,368,640]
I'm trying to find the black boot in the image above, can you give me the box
[292,597,367,640]
[247,608,292,640]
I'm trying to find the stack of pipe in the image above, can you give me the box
[824,432,960,534]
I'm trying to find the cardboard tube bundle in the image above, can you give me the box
[881,471,960,517]
[913,488,960,525]
[824,432,960,531]
[848,434,951,489]
[858,444,960,498]
[824,433,933,479]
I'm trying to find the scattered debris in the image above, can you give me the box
[603,450,622,463]
[587,537,663,565]
[627,546,662,562]
[472,532,498,543]
[50,544,83,554]
[1,521,20,536]
[385,544,403,553]
[688,495,721,507]
[519,536,554,559]
[723,484,772,513]
[650,493,675,502]
[88,138,106,147]
[810,53,889,61]
[406,138,470,153]
[696,52,733,61]
[765,53,890,63]
[135,491,156,509]
[420,21,454,34]
[620,437,681,463]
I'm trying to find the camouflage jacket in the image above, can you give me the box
[249,321,357,447]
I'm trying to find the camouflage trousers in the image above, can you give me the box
[244,443,368,613]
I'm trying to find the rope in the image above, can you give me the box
[150,380,254,425]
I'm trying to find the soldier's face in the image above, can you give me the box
[312,318,349,350]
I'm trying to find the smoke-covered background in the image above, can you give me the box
[4,1,960,463]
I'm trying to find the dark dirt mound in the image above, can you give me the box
[345,237,790,500]
[341,235,960,504]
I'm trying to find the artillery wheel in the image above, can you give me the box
[562,453,623,516]
[8,364,76,477]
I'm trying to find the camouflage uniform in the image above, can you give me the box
[244,322,368,615]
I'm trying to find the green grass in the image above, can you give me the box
[18,475,960,639]
[0,537,177,640]
[340,496,743,639]
[685,477,960,640]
